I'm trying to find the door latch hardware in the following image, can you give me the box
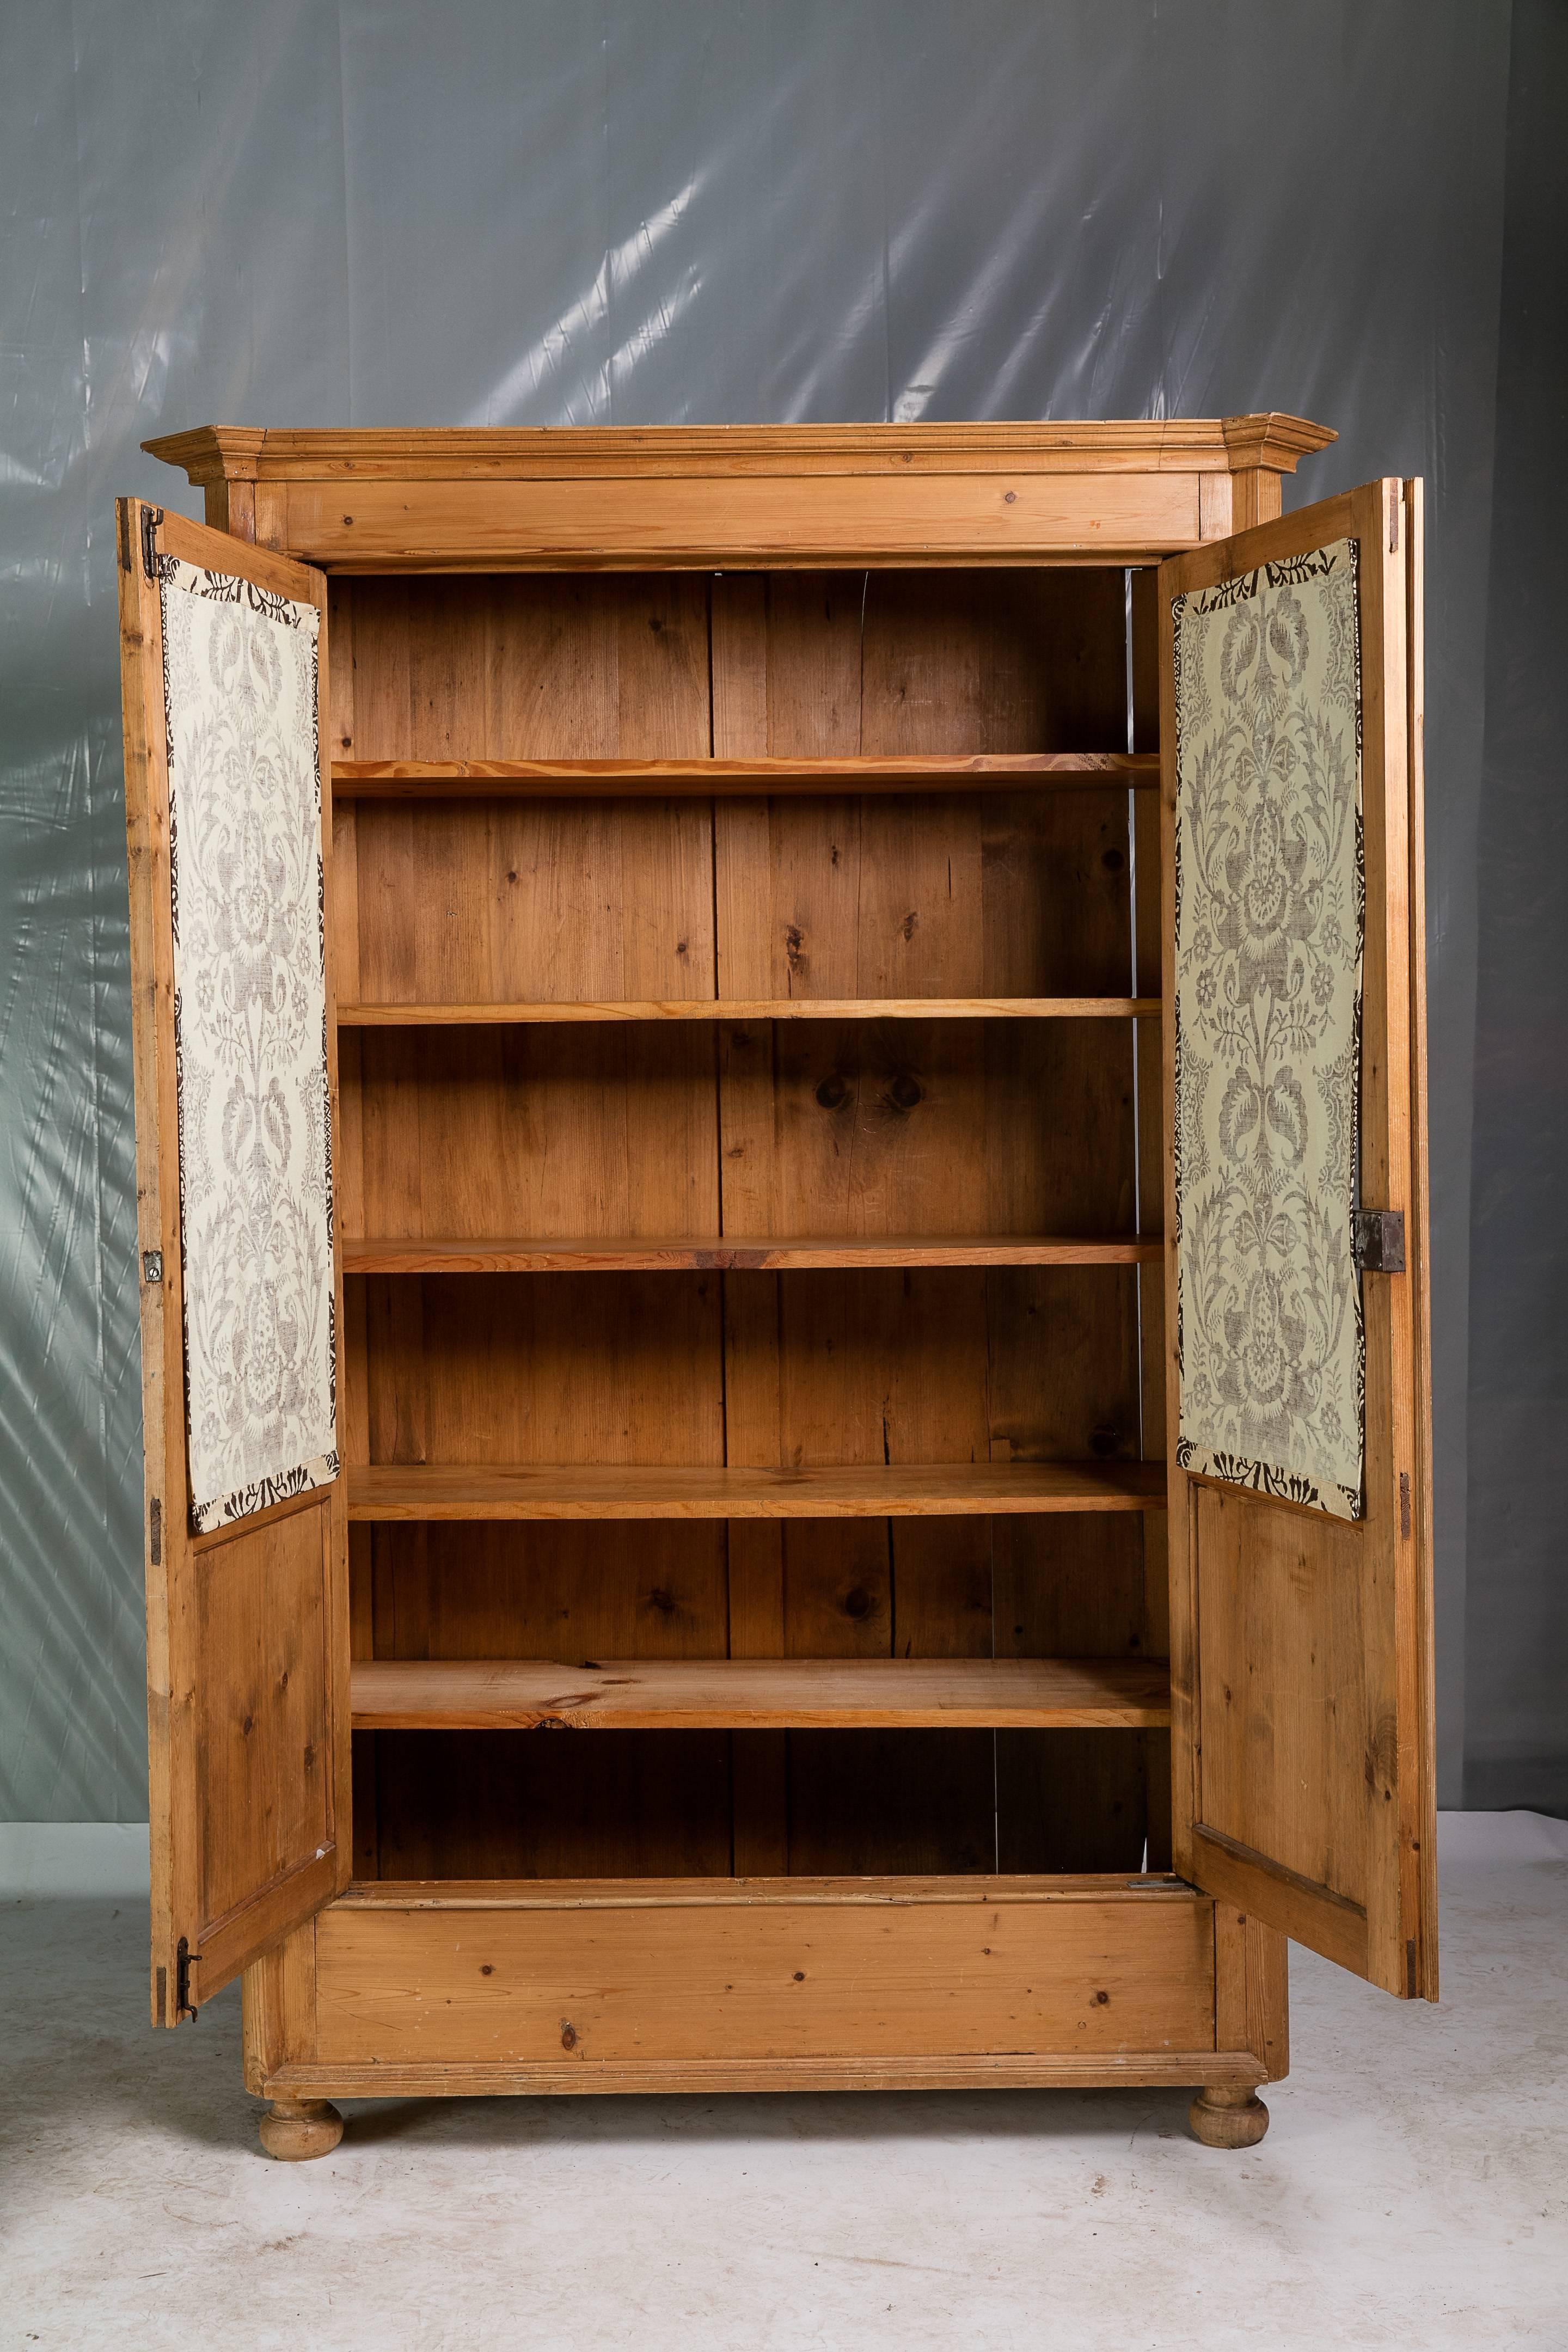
[142,1250,163,1285]
[175,1938,199,2022]
[1353,1209,1405,1273]
[140,504,164,581]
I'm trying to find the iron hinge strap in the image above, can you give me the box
[140,504,163,582]
[1353,1208,1406,1274]
[175,1938,199,2022]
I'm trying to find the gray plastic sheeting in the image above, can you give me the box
[0,3,1516,1818]
[1465,0,1568,1814]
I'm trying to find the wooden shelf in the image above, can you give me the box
[351,1655,1171,1731]
[343,1233,1163,1275]
[347,1460,1167,1521]
[332,753,1160,799]
[336,996,1160,1027]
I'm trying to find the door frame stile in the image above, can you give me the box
[119,503,195,2022]
[1404,478,1438,1998]
[313,555,355,1912]
[1158,571,1199,1891]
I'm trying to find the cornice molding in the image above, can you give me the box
[1221,412,1338,474]
[144,415,1336,485]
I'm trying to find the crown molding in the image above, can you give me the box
[144,415,1337,485]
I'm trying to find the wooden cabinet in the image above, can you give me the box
[117,419,1435,2159]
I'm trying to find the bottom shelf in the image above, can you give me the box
[351,1655,1171,1730]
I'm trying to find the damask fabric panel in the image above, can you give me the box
[158,557,339,1533]
[1172,538,1365,1521]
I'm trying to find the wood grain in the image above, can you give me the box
[148,415,1336,484]
[341,566,731,1885]
[118,499,348,2020]
[280,472,1205,568]
[344,1233,1162,1273]
[121,420,1424,2111]
[336,996,1160,1025]
[334,752,1159,796]
[352,1655,1172,1730]
[349,1460,1167,1520]
[1159,482,1437,1999]
[306,1877,1218,2067]
[267,2050,1263,2098]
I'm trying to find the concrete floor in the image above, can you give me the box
[3,1829,1565,2350]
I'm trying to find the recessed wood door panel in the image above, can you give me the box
[118,500,350,2022]
[1160,481,1436,1997]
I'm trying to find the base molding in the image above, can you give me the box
[262,2049,1269,2100]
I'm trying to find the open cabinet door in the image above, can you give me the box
[117,499,350,2023]
[1161,480,1436,1999]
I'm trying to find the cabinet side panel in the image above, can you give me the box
[242,1915,319,2093]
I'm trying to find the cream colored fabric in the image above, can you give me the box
[1172,537,1364,1521]
[158,555,338,1532]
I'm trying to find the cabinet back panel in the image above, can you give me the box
[365,1523,730,1660]
[350,1018,1132,1242]
[347,787,1131,1009]
[335,564,1161,1879]
[333,568,1128,765]
[367,1730,733,1879]
[710,569,1129,757]
[353,797,716,1006]
[352,1027,721,1239]
[357,1272,725,1466]
[356,1266,1137,1473]
[788,1729,1153,1876]
[335,573,713,762]
[708,571,1149,1873]
[359,1726,1153,1879]
[720,1020,1134,1240]
[715,789,1133,1002]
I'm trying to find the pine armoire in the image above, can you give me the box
[116,417,1436,2159]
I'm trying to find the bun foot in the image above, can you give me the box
[1189,2085,1270,2148]
[259,2097,344,2161]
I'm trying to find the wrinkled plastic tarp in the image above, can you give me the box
[0,2,1517,1817]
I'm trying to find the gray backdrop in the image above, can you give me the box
[2,0,1558,1822]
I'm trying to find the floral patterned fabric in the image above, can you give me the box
[158,554,338,1533]
[1172,537,1365,1521]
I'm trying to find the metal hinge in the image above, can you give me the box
[149,1496,162,1566]
[175,1938,199,2022]
[143,1250,163,1285]
[141,504,164,582]
[1353,1209,1406,1274]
